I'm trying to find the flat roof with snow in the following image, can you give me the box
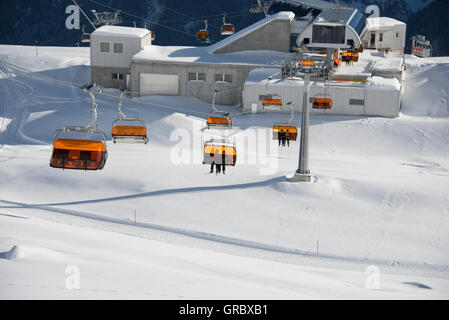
[365,17,406,29]
[132,45,294,67]
[92,25,151,38]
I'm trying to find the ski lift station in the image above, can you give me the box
[89,0,408,118]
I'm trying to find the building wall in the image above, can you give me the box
[92,66,130,90]
[91,35,143,69]
[213,19,292,54]
[90,33,152,90]
[362,25,407,53]
[131,61,272,105]
[243,80,401,118]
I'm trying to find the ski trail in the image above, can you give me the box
[0,197,448,276]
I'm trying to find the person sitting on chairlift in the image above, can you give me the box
[286,129,290,147]
[222,147,226,174]
[278,129,283,146]
[215,149,221,175]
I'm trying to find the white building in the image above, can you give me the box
[90,25,152,89]
[361,17,407,53]
[243,50,405,118]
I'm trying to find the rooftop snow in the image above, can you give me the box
[132,45,293,66]
[334,49,404,77]
[92,25,151,38]
[371,58,404,73]
[366,76,401,91]
[365,17,406,29]
[207,12,295,54]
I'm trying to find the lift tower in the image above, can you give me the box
[282,48,334,182]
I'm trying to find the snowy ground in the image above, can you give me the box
[0,45,448,299]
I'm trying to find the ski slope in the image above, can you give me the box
[0,45,449,299]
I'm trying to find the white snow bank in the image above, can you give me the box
[0,245,61,260]
[366,76,401,91]
[371,58,404,73]
[0,45,89,72]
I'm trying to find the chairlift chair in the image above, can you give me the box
[221,13,235,36]
[203,139,237,167]
[207,90,233,129]
[111,92,149,144]
[262,95,283,107]
[272,102,297,141]
[81,25,90,43]
[313,78,333,110]
[196,20,210,44]
[262,76,282,108]
[312,97,333,109]
[50,89,108,170]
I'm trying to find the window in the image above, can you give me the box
[215,73,232,83]
[395,32,399,39]
[100,42,110,53]
[379,33,383,42]
[112,73,124,81]
[349,99,364,106]
[188,72,206,82]
[312,25,345,44]
[113,42,124,54]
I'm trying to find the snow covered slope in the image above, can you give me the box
[0,45,448,299]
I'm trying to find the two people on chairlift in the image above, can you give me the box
[278,129,291,147]
[209,147,227,175]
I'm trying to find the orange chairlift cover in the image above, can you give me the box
[112,125,147,137]
[221,25,235,33]
[197,31,209,40]
[204,145,237,166]
[53,139,106,152]
[313,98,333,109]
[51,139,107,170]
[81,34,91,42]
[262,98,282,106]
[273,125,298,141]
[207,116,232,126]
[298,60,315,66]
[204,145,236,156]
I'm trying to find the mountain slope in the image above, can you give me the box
[0,0,438,47]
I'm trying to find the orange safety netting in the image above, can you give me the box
[112,125,147,137]
[53,139,106,152]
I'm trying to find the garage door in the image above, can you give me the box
[140,73,179,96]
